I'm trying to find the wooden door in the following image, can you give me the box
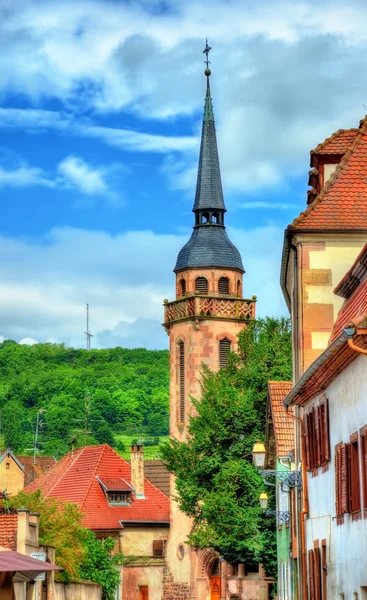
[210,577,220,600]
[139,586,148,600]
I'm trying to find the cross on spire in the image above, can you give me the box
[203,38,211,70]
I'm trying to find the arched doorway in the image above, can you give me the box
[209,559,220,600]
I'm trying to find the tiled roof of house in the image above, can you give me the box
[25,445,170,530]
[311,129,358,157]
[144,461,170,497]
[17,456,56,487]
[98,477,132,492]
[268,382,294,456]
[289,119,367,231]
[0,514,18,550]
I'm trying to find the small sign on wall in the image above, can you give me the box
[30,552,46,581]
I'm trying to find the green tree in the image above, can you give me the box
[161,317,292,577]
[2,400,23,451]
[80,531,123,600]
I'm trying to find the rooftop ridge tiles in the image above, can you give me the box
[288,120,367,230]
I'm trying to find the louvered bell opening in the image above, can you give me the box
[218,277,230,295]
[179,341,185,423]
[219,338,231,368]
[195,277,208,294]
[179,278,186,297]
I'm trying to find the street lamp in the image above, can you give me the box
[259,492,290,524]
[252,441,266,469]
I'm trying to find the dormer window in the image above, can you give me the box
[97,477,133,506]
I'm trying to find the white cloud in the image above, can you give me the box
[0,164,54,189]
[58,155,110,196]
[19,337,38,345]
[241,201,295,210]
[0,225,287,349]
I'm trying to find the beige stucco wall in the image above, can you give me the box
[54,581,101,600]
[123,565,164,600]
[0,454,24,496]
[120,527,168,556]
[288,234,366,376]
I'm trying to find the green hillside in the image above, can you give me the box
[0,340,169,458]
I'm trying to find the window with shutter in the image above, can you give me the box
[218,277,230,294]
[335,443,342,522]
[308,549,315,600]
[323,399,330,464]
[178,341,185,424]
[350,433,361,519]
[195,277,208,294]
[321,539,327,600]
[179,279,186,297]
[360,425,367,513]
[219,338,231,368]
[314,546,322,600]
[304,414,310,471]
[152,540,164,557]
[341,443,350,515]
[313,406,321,470]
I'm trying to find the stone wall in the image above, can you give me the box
[162,566,190,600]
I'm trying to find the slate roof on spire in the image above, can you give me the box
[175,226,244,271]
[193,81,226,212]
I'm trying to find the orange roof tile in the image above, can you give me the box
[311,129,358,157]
[267,382,294,456]
[0,514,18,550]
[289,119,367,231]
[25,445,169,531]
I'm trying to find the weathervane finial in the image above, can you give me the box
[203,38,212,76]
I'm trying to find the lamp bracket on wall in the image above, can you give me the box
[264,510,290,524]
[259,469,302,490]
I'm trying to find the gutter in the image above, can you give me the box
[280,232,292,312]
[283,327,356,407]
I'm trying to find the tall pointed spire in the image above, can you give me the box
[193,41,226,216]
[174,41,243,273]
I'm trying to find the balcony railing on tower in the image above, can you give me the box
[163,294,256,326]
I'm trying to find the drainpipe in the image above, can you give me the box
[348,338,367,355]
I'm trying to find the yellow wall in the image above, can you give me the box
[0,454,24,497]
[120,527,168,556]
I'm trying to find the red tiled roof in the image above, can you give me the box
[330,278,367,343]
[24,445,169,530]
[311,129,358,157]
[289,120,367,231]
[17,456,56,487]
[0,514,18,550]
[267,382,294,456]
[144,461,170,497]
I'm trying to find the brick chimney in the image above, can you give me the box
[130,444,145,498]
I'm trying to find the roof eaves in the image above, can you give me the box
[283,328,355,407]
[280,232,292,312]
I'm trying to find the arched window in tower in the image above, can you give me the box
[219,338,231,368]
[195,277,208,294]
[218,277,230,295]
[178,340,185,423]
[237,279,241,297]
[179,279,186,297]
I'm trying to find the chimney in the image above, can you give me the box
[130,444,145,498]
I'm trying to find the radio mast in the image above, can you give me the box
[85,303,93,350]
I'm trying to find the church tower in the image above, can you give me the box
[163,44,257,598]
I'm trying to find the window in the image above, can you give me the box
[219,338,231,368]
[304,400,330,472]
[108,493,129,504]
[139,586,148,600]
[237,280,241,297]
[179,279,186,297]
[308,546,322,600]
[218,277,230,295]
[178,341,185,424]
[335,443,350,524]
[195,277,208,294]
[360,425,367,513]
[152,540,166,557]
[350,433,361,519]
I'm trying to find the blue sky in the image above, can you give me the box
[2,0,367,349]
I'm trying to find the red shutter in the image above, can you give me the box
[314,547,322,600]
[360,425,367,511]
[324,399,330,463]
[313,406,321,468]
[335,444,341,516]
[152,540,164,557]
[341,443,350,514]
[308,549,315,600]
[318,404,325,466]
[308,410,315,470]
[304,413,310,471]
[321,539,327,600]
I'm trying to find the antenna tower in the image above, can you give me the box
[85,303,93,350]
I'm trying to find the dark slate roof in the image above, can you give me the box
[193,83,226,212]
[175,226,244,272]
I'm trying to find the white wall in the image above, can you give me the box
[305,354,367,598]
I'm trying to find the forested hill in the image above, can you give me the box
[0,340,169,458]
